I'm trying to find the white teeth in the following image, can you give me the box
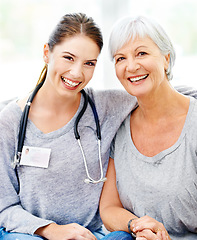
[129,74,148,82]
[61,77,80,87]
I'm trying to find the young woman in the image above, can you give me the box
[100,16,197,240]
[0,13,138,240]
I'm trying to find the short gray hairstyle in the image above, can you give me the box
[109,16,176,80]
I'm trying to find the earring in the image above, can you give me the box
[44,56,49,64]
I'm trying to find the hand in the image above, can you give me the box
[131,216,171,240]
[135,229,168,240]
[35,222,97,240]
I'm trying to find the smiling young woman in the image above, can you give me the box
[42,35,100,97]
[0,12,140,240]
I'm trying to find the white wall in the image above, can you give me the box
[0,0,197,101]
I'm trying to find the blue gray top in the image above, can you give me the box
[111,96,197,239]
[0,86,196,236]
[0,88,137,235]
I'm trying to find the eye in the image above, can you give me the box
[137,52,147,57]
[115,56,125,63]
[85,61,96,67]
[63,56,74,61]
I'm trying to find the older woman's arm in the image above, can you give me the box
[99,158,137,233]
[100,158,170,240]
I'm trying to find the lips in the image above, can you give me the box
[128,74,149,82]
[61,76,81,88]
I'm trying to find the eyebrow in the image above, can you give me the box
[114,53,123,58]
[62,51,98,62]
[135,45,148,50]
[114,45,149,57]
[62,51,76,57]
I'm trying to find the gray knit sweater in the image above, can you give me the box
[0,86,196,236]
[112,97,197,239]
[0,88,137,235]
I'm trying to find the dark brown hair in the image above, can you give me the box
[37,13,103,85]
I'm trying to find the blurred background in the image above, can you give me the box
[0,0,197,101]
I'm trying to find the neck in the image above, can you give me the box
[136,81,189,123]
[31,81,81,115]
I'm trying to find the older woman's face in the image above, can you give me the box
[114,36,170,98]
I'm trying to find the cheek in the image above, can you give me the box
[153,62,166,78]
[48,59,62,73]
[115,65,124,81]
[84,68,95,82]
[146,58,165,75]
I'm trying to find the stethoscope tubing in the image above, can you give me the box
[74,89,105,183]
[74,89,89,140]
[13,82,106,184]
[15,81,44,166]
[87,94,101,140]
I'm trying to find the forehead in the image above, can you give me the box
[115,36,158,54]
[53,34,100,57]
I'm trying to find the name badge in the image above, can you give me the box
[20,146,51,168]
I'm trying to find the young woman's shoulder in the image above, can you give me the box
[17,95,29,111]
[0,99,22,129]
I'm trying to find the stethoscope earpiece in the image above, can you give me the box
[84,179,91,184]
[101,177,107,183]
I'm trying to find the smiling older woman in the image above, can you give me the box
[100,16,197,240]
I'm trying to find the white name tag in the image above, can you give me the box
[20,146,51,168]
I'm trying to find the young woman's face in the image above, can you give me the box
[43,34,100,98]
[114,36,170,98]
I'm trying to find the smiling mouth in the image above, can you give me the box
[61,76,81,87]
[128,74,149,83]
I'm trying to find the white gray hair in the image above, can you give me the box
[109,16,176,80]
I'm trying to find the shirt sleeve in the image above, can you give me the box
[175,85,197,99]
[0,104,53,235]
[109,138,115,160]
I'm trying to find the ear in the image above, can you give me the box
[43,43,50,64]
[164,53,170,71]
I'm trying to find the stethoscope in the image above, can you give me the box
[12,81,107,184]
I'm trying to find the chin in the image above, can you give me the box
[128,83,153,98]
[125,87,146,98]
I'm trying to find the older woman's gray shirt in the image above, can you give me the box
[111,97,197,239]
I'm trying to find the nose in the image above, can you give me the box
[69,62,83,79]
[126,57,140,72]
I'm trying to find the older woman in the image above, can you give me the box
[100,16,197,240]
